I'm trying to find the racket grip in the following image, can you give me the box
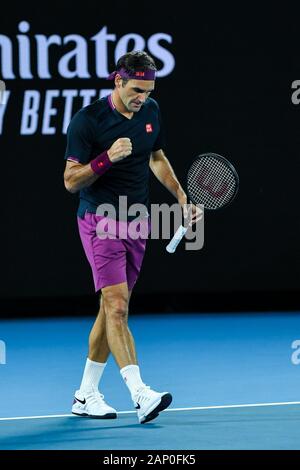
[166,225,188,253]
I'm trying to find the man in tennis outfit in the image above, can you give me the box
[63,51,201,423]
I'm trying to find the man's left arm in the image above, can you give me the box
[150,149,202,224]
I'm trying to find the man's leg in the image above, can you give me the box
[72,293,125,419]
[72,288,135,419]
[88,290,135,363]
[102,282,172,424]
[102,283,136,369]
[88,295,110,363]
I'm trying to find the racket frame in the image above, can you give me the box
[186,152,239,210]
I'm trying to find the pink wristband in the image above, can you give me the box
[90,151,112,176]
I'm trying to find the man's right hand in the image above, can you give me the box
[107,138,132,163]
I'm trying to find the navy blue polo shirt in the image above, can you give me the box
[64,95,165,220]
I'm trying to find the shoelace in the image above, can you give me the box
[85,390,106,406]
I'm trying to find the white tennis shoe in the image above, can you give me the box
[133,386,172,424]
[72,389,117,419]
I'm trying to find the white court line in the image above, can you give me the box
[1,401,300,421]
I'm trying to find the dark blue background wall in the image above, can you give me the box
[1,3,299,314]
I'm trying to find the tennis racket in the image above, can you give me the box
[166,153,239,253]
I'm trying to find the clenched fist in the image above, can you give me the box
[107,138,132,163]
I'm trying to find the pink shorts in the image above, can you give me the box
[77,212,150,291]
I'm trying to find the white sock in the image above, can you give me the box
[79,358,106,392]
[120,364,145,398]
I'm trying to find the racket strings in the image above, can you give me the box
[188,156,237,209]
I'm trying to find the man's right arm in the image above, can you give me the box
[64,160,99,193]
[64,138,132,193]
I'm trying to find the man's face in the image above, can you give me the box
[118,79,155,113]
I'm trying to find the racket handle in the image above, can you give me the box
[166,225,188,253]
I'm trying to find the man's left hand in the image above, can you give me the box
[177,193,203,226]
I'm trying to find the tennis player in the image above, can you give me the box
[64,51,201,423]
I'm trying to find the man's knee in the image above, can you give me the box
[102,285,129,320]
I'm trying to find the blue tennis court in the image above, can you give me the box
[1,311,300,450]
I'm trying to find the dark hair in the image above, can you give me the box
[116,50,157,74]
